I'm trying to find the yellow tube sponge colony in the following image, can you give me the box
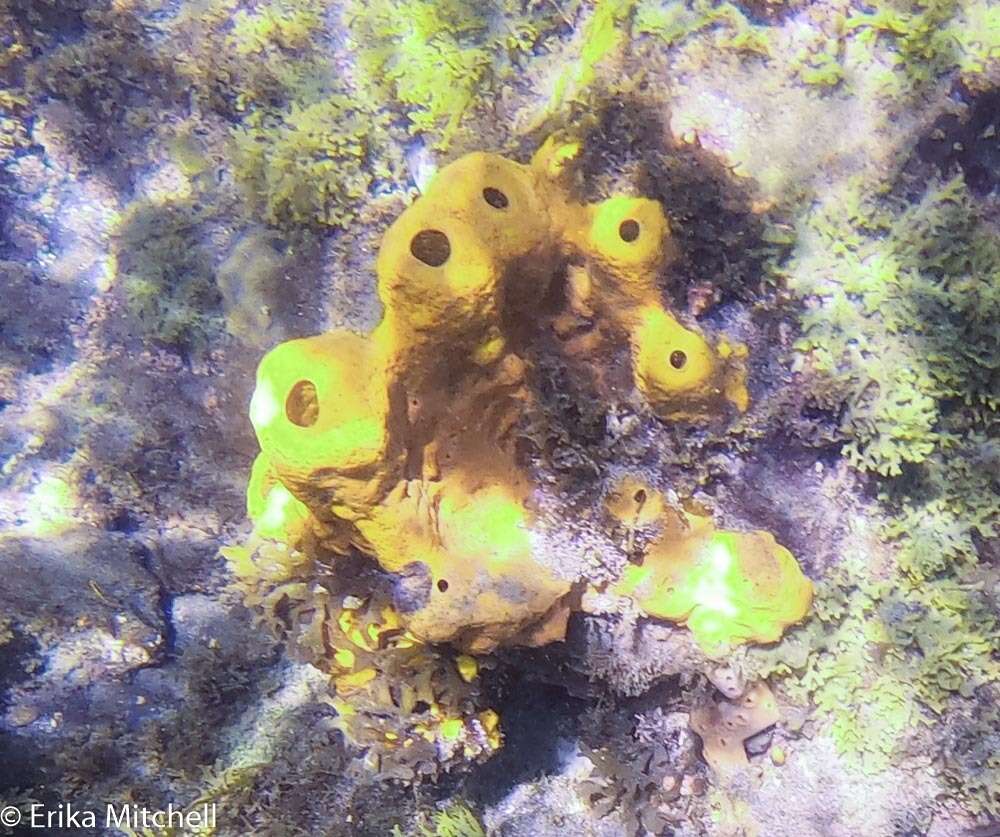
[612,512,813,656]
[235,138,776,656]
[227,137,811,772]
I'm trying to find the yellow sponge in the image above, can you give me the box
[612,511,813,656]
[420,151,552,262]
[249,331,396,519]
[356,476,570,653]
[578,195,673,306]
[631,305,749,420]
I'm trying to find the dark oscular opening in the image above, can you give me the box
[286,379,319,427]
[619,218,640,242]
[108,508,141,533]
[437,579,449,593]
[633,488,647,504]
[410,229,451,266]
[483,186,509,209]
[670,350,687,370]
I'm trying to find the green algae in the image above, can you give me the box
[114,200,223,354]
[744,159,1000,810]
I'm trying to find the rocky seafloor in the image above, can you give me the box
[1,1,999,835]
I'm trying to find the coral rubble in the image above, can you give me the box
[689,681,781,775]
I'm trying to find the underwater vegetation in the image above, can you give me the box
[0,0,999,834]
[742,156,1000,816]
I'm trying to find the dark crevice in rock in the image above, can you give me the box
[129,542,178,670]
[466,660,592,806]
[912,86,1000,197]
[0,629,41,713]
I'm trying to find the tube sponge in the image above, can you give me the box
[418,151,552,262]
[538,158,748,422]
[376,207,503,337]
[576,195,674,306]
[631,305,749,419]
[249,331,398,519]
[376,151,556,356]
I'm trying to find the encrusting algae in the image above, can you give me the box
[225,136,812,775]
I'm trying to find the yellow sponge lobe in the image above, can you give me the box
[631,306,749,420]
[613,512,813,656]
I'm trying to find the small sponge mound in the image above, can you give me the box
[612,511,813,656]
[245,453,312,545]
[216,228,292,348]
[690,681,781,774]
[631,306,749,420]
